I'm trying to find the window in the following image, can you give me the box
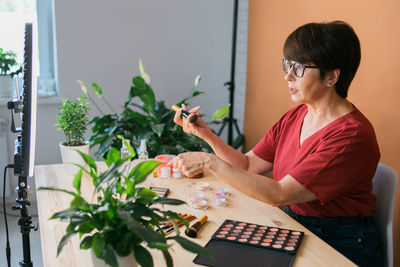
[0,0,57,97]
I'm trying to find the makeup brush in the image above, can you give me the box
[185,215,208,238]
[162,214,190,230]
[165,215,196,234]
[172,104,198,123]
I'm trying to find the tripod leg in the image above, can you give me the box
[217,118,228,136]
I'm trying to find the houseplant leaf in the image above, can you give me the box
[170,235,212,258]
[134,245,154,267]
[128,160,162,185]
[212,104,231,120]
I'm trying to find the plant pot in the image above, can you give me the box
[0,75,15,98]
[91,250,138,267]
[59,141,90,175]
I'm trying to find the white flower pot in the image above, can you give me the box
[91,250,138,267]
[0,75,16,98]
[59,141,90,175]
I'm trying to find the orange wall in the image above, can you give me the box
[245,1,400,265]
[245,0,400,175]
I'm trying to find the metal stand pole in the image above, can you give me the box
[12,176,36,267]
[218,0,244,149]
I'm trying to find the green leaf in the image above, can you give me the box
[103,245,118,267]
[73,169,83,194]
[92,233,106,257]
[117,209,163,243]
[38,187,77,197]
[150,124,165,138]
[170,235,211,258]
[212,104,231,120]
[128,160,161,185]
[95,162,123,191]
[70,196,87,209]
[77,224,95,234]
[91,82,103,97]
[137,187,158,198]
[162,250,173,267]
[76,150,97,171]
[57,233,74,256]
[80,235,93,249]
[77,79,88,96]
[147,242,171,250]
[107,146,122,163]
[134,245,154,267]
[152,198,186,206]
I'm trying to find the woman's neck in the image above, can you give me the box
[306,93,353,122]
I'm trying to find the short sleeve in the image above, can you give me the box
[252,128,277,163]
[253,105,305,164]
[289,127,380,205]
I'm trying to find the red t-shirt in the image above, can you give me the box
[253,104,380,217]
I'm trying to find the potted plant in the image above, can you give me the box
[55,95,90,174]
[79,59,232,159]
[0,48,22,98]
[38,138,210,267]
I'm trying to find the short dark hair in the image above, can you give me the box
[283,21,361,98]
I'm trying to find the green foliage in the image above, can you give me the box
[38,140,210,267]
[83,77,215,159]
[55,96,90,146]
[0,48,22,76]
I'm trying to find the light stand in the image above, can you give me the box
[7,95,37,267]
[217,0,244,149]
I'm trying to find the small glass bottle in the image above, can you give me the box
[120,141,130,158]
[138,139,149,160]
[120,141,131,174]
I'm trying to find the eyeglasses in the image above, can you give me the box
[282,58,319,78]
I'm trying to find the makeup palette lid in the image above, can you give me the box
[211,219,304,255]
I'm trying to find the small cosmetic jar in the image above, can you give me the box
[214,192,227,207]
[217,187,229,196]
[215,197,226,207]
[191,199,208,210]
[190,192,207,209]
[196,181,210,191]
[172,168,182,179]
[160,167,171,179]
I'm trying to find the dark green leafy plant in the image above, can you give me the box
[0,48,22,76]
[80,61,229,159]
[38,138,210,267]
[55,96,90,146]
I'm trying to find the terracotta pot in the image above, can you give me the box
[59,141,90,175]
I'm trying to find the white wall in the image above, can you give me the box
[3,0,250,168]
[1,0,249,198]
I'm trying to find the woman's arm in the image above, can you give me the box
[173,152,317,206]
[174,105,272,173]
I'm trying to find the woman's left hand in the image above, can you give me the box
[173,152,217,177]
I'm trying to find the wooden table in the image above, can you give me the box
[34,163,356,267]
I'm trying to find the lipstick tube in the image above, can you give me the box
[172,104,198,123]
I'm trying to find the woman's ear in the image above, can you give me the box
[325,69,340,87]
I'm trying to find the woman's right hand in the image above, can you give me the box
[173,104,212,140]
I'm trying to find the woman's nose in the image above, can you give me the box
[285,68,295,81]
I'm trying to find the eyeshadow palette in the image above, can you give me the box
[211,219,304,254]
[150,186,170,198]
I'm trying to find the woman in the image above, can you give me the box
[173,21,382,266]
